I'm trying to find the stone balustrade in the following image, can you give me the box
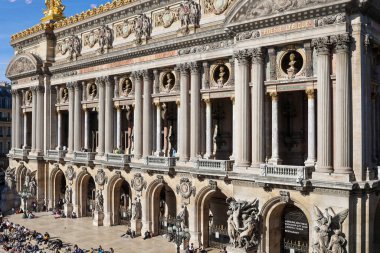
[73,151,97,162]
[45,150,67,160]
[260,164,314,183]
[145,156,177,167]
[10,148,30,159]
[194,159,234,171]
[104,153,133,165]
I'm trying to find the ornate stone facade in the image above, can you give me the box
[6,0,380,252]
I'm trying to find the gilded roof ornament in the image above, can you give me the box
[41,0,65,23]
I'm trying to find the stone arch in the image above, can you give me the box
[106,172,132,226]
[15,163,31,192]
[194,181,230,247]
[146,177,176,235]
[5,52,42,79]
[49,164,67,209]
[75,167,95,217]
[260,196,312,253]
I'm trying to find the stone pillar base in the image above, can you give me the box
[93,211,104,226]
[227,246,257,253]
[304,159,316,166]
[64,203,73,218]
[130,219,142,236]
[312,172,354,182]
[268,158,282,165]
[103,212,112,227]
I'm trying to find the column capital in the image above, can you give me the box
[311,36,331,55]
[269,91,278,101]
[176,99,180,106]
[233,49,251,64]
[74,81,82,90]
[95,76,110,87]
[250,47,265,64]
[115,105,121,110]
[31,85,45,94]
[66,81,76,90]
[306,88,315,99]
[330,33,351,53]
[177,63,189,74]
[230,96,235,105]
[154,101,161,107]
[11,89,19,96]
[203,98,211,104]
[142,69,153,81]
[189,62,201,73]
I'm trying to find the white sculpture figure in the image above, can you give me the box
[95,190,104,212]
[28,177,37,197]
[24,173,30,188]
[65,186,72,204]
[177,205,189,229]
[132,197,142,220]
[226,197,260,249]
[313,206,349,253]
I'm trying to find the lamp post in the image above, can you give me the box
[19,185,32,219]
[167,217,191,253]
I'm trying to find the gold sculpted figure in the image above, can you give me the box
[42,0,65,22]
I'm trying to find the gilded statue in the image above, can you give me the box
[42,0,65,22]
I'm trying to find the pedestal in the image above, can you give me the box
[64,203,73,218]
[226,246,257,253]
[130,219,142,236]
[93,211,104,226]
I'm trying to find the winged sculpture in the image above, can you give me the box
[313,205,349,253]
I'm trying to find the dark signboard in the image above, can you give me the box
[282,205,309,253]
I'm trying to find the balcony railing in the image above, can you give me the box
[194,159,234,172]
[260,164,314,183]
[10,148,30,159]
[73,151,96,162]
[45,150,67,160]
[104,153,133,165]
[145,156,177,167]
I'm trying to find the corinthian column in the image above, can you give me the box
[11,90,16,150]
[67,82,75,154]
[312,37,333,173]
[74,82,82,152]
[143,70,153,158]
[31,87,37,152]
[204,98,212,159]
[35,86,44,154]
[234,50,251,167]
[331,34,352,174]
[305,88,316,166]
[190,62,201,161]
[15,90,22,149]
[178,64,190,162]
[250,48,265,168]
[155,102,162,156]
[269,92,281,164]
[105,77,114,154]
[96,77,106,156]
[133,71,143,160]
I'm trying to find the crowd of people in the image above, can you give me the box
[0,219,114,253]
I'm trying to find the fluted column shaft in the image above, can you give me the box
[84,109,89,150]
[74,83,82,152]
[97,78,106,155]
[67,83,75,154]
[332,34,352,174]
[312,37,333,173]
[251,48,265,167]
[269,92,281,164]
[57,110,62,149]
[204,99,212,159]
[234,50,251,167]
[23,112,28,148]
[105,78,114,154]
[176,100,181,157]
[11,91,16,149]
[31,88,37,152]
[143,70,153,158]
[36,86,44,154]
[190,62,201,160]
[230,97,236,159]
[179,65,190,162]
[15,91,22,149]
[133,72,143,159]
[305,89,316,165]
[116,107,121,150]
[155,102,162,155]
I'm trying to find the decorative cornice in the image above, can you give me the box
[236,30,261,41]
[314,13,346,27]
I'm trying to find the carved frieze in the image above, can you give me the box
[230,0,329,23]
[84,25,113,54]
[57,35,82,61]
[314,13,346,27]
[236,30,261,41]
[176,178,196,199]
[178,40,234,55]
[204,0,235,15]
[134,14,152,45]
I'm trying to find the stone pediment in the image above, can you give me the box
[6,53,42,79]
[225,0,345,26]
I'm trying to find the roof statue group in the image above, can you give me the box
[42,0,65,22]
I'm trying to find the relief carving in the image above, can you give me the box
[154,7,179,28]
[176,178,196,199]
[7,57,35,76]
[134,14,152,45]
[178,0,201,34]
[131,173,147,193]
[315,13,346,27]
[57,35,81,61]
[95,169,107,186]
[84,25,113,54]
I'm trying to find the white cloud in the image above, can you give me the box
[90,4,97,8]
[8,0,16,2]
[25,0,32,4]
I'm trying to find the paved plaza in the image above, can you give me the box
[4,212,218,253]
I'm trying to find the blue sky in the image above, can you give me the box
[0,0,110,81]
